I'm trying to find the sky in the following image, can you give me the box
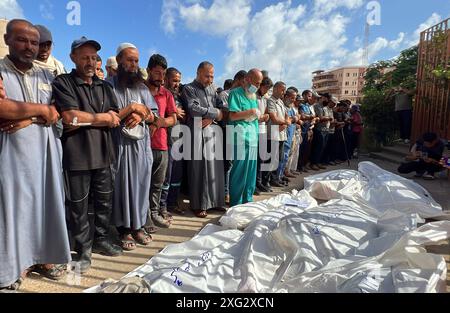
[1,0,449,89]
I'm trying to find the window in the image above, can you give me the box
[345,81,349,86]
[353,73,357,77]
[346,73,350,77]
[345,90,349,95]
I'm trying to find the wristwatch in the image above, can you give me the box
[31,117,38,123]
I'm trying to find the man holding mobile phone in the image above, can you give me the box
[398,132,445,180]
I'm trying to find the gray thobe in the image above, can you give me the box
[0,57,71,287]
[110,78,156,230]
[181,80,225,211]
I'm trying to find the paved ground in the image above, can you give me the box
[19,156,450,293]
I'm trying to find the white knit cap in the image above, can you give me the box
[116,43,137,56]
[106,57,118,70]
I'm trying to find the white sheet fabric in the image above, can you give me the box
[86,162,449,293]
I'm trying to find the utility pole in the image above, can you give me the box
[362,22,370,66]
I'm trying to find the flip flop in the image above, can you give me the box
[32,264,67,281]
[144,226,159,234]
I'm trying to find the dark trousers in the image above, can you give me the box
[321,131,335,164]
[398,160,442,176]
[329,129,348,162]
[269,140,285,182]
[222,125,232,196]
[65,168,113,260]
[350,132,362,156]
[256,149,263,186]
[224,160,233,196]
[344,129,353,160]
[335,129,349,161]
[310,130,329,165]
[396,110,412,140]
[146,150,169,228]
[160,149,184,210]
[257,134,268,186]
[262,140,282,185]
[297,132,309,171]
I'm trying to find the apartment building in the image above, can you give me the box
[312,66,367,103]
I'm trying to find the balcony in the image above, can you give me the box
[315,86,340,93]
[313,75,338,84]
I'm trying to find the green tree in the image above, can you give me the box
[361,46,418,147]
[361,89,396,147]
[391,46,418,89]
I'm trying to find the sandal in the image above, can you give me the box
[32,264,66,281]
[132,229,152,246]
[144,226,159,234]
[121,234,137,251]
[194,210,208,218]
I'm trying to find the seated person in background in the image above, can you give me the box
[398,132,444,180]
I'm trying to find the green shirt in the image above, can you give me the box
[227,87,259,147]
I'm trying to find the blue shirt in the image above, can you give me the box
[286,106,297,144]
[300,104,313,133]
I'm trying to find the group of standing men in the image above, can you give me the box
[0,19,363,290]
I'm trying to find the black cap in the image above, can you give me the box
[35,25,52,44]
[71,36,101,53]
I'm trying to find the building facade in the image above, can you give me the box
[0,19,8,59]
[312,66,367,103]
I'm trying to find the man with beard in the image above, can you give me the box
[227,69,263,206]
[277,88,298,182]
[286,93,304,176]
[297,90,317,173]
[110,43,156,251]
[310,93,333,171]
[0,19,71,290]
[144,54,177,234]
[52,36,123,274]
[160,67,187,216]
[265,81,288,188]
[33,25,66,77]
[181,61,226,218]
[218,70,246,203]
[255,77,273,193]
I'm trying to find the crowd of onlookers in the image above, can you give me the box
[0,19,366,291]
[4,18,446,292]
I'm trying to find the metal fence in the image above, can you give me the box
[413,18,450,141]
